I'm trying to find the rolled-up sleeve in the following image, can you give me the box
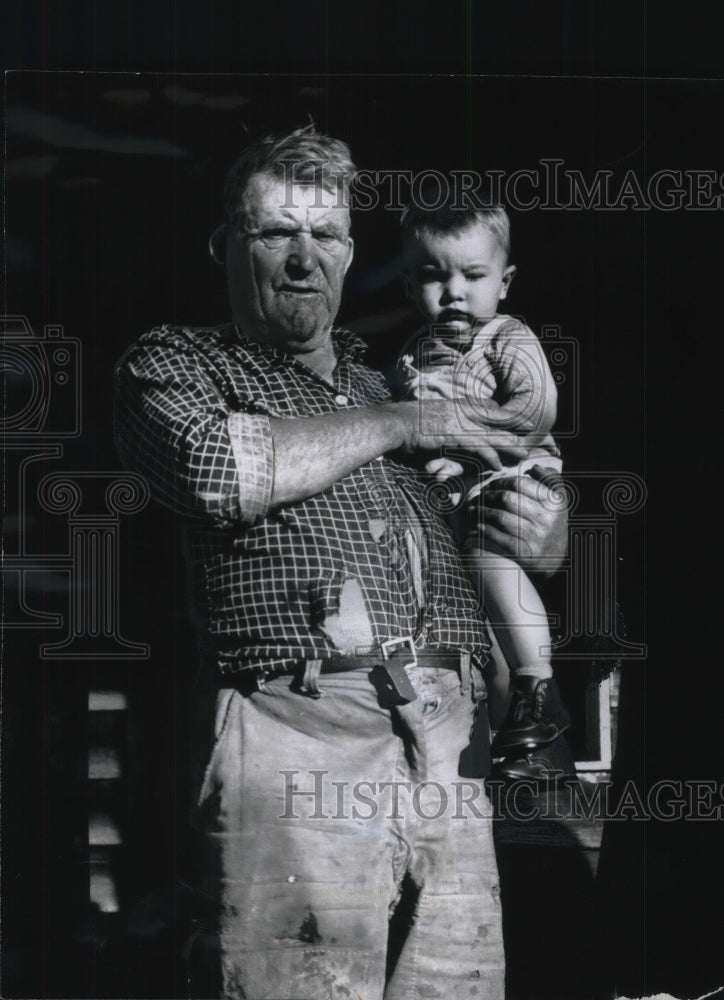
[114,330,274,528]
[226,411,274,524]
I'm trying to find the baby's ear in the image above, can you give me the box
[402,271,414,300]
[499,264,517,299]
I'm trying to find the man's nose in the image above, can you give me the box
[285,233,317,276]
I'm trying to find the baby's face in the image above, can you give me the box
[406,223,515,333]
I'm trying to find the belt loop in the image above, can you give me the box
[459,650,471,695]
[470,653,488,702]
[300,659,323,698]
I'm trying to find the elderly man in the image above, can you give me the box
[115,127,566,1000]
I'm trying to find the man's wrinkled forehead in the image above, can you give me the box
[237,171,351,231]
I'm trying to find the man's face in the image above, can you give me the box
[406,223,515,334]
[226,172,354,355]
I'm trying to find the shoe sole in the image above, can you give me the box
[490,723,571,758]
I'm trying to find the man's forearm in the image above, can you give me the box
[269,397,529,507]
[269,404,409,506]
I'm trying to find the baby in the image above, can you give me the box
[398,193,574,781]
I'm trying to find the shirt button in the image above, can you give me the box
[334,393,349,406]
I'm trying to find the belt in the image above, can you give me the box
[317,638,467,674]
[221,636,472,698]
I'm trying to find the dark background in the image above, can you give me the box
[2,5,723,999]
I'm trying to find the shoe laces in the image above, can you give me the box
[511,687,538,724]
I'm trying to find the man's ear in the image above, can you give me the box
[209,224,228,266]
[344,237,355,274]
[499,264,517,300]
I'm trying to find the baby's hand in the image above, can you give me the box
[425,456,465,480]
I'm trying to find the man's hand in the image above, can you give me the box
[476,465,569,576]
[400,399,529,471]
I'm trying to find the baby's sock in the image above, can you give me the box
[514,663,553,682]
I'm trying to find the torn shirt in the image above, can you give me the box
[114,324,490,674]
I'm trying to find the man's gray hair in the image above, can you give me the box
[224,125,356,221]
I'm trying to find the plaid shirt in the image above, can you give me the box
[114,324,491,674]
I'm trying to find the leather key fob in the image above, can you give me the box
[370,662,418,708]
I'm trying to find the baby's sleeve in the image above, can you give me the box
[476,318,558,435]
